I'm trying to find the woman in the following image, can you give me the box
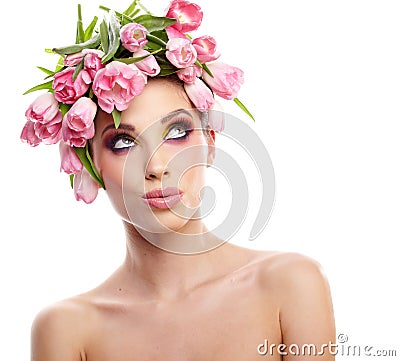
[23,1,335,359]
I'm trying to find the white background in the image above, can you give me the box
[1,0,399,359]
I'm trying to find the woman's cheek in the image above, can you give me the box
[102,155,125,189]
[102,156,132,221]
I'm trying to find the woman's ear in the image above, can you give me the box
[208,100,225,133]
[206,129,216,167]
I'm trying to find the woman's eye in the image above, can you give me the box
[113,136,135,150]
[165,126,189,140]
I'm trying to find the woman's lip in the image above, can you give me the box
[141,193,183,209]
[142,187,182,199]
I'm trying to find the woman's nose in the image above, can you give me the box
[144,145,170,180]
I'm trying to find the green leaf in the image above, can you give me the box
[137,0,151,15]
[76,4,85,43]
[84,16,99,41]
[101,11,121,63]
[114,48,162,64]
[53,33,101,55]
[42,50,65,72]
[100,19,109,54]
[72,60,84,81]
[112,108,122,128]
[145,41,163,51]
[196,60,213,77]
[99,5,122,16]
[150,30,169,43]
[37,66,55,77]
[23,80,54,95]
[84,144,105,189]
[146,33,167,48]
[202,62,213,78]
[123,0,138,17]
[131,9,141,17]
[113,57,137,64]
[55,56,65,72]
[133,15,176,33]
[70,174,75,189]
[158,67,178,76]
[73,145,105,189]
[99,6,133,24]
[155,55,177,75]
[59,103,71,116]
[120,14,135,26]
[234,98,255,122]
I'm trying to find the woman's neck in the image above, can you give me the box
[120,220,234,301]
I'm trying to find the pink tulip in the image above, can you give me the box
[177,65,202,84]
[166,38,197,68]
[73,168,99,204]
[64,50,105,80]
[165,26,187,40]
[25,93,61,125]
[34,121,63,145]
[202,62,244,100]
[20,120,41,146]
[184,77,214,111]
[132,49,160,76]
[62,97,96,147]
[166,0,203,33]
[64,97,96,132]
[92,61,147,113]
[82,49,105,79]
[192,36,220,63]
[64,52,85,67]
[120,23,148,52]
[59,141,83,174]
[24,93,63,144]
[53,67,91,104]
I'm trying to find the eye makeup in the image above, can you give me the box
[162,117,194,141]
[103,116,195,154]
[105,131,137,153]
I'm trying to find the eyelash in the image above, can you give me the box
[106,118,194,153]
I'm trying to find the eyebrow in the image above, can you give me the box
[101,108,193,138]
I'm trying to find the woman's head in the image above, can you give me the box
[91,76,216,232]
[21,0,251,206]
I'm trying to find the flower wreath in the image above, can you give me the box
[21,0,254,203]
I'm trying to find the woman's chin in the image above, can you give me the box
[129,211,191,234]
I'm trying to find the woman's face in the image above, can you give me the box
[91,78,215,234]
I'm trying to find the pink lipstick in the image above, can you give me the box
[141,187,183,209]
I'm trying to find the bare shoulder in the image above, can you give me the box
[32,296,95,332]
[233,247,333,307]
[231,246,327,283]
[31,296,94,360]
[260,251,332,301]
[260,250,329,285]
[251,250,336,351]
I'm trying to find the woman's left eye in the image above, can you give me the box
[165,125,190,140]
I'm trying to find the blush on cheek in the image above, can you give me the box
[102,157,125,189]
[180,165,207,209]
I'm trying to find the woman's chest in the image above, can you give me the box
[85,286,282,361]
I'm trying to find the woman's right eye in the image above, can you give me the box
[112,135,136,152]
